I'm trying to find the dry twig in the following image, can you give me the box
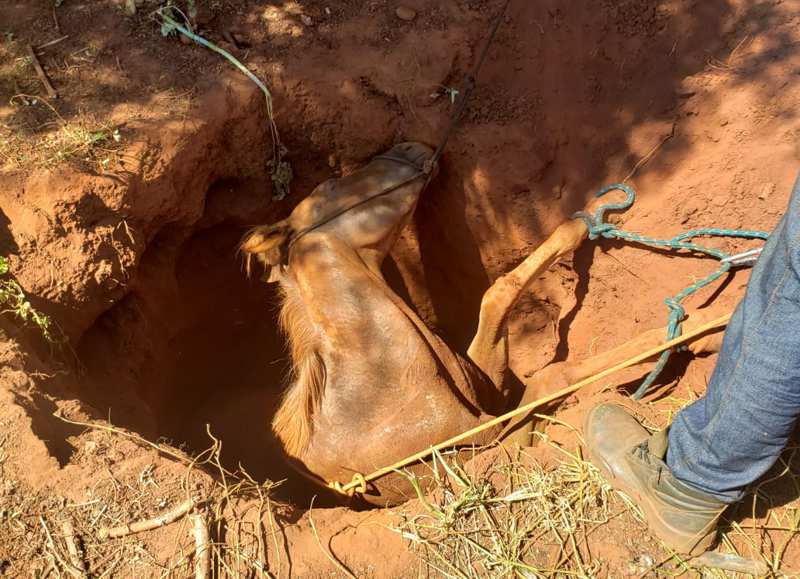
[40,517,86,579]
[61,520,88,578]
[37,35,69,51]
[26,45,58,99]
[191,509,212,579]
[52,4,61,33]
[99,497,198,539]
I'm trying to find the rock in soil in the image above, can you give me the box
[395,6,417,21]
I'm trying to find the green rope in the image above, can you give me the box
[572,184,768,399]
[155,7,292,199]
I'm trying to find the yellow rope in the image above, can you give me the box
[329,312,732,495]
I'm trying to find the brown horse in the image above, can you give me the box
[240,142,721,505]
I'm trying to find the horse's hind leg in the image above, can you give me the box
[467,219,589,389]
[502,307,726,446]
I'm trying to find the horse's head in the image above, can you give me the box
[241,142,436,281]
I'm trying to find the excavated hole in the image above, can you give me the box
[74,182,330,503]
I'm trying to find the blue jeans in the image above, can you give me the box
[667,173,800,503]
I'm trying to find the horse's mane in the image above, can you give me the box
[271,281,326,457]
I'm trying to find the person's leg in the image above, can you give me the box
[584,173,800,554]
[667,172,800,502]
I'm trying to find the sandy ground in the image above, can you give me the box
[1,0,799,576]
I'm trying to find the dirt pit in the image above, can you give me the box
[75,218,296,481]
[2,0,800,576]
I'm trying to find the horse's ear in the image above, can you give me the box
[239,220,292,276]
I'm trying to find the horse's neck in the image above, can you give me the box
[291,243,438,357]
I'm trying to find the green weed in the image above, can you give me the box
[0,256,53,341]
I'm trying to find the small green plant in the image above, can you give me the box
[0,256,53,341]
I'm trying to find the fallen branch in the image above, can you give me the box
[99,497,197,540]
[61,520,88,578]
[190,509,211,579]
[26,45,58,99]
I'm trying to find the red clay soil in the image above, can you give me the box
[1,0,799,576]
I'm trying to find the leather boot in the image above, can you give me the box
[584,403,727,555]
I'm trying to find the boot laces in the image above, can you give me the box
[632,441,651,462]
[632,441,665,483]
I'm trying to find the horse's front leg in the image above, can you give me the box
[467,219,589,389]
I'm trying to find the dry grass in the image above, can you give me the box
[0,96,121,173]
[0,420,286,578]
[0,32,123,174]
[395,442,621,578]
[2,389,800,577]
[394,406,800,578]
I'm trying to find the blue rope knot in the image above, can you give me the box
[571,183,636,240]
[570,183,768,400]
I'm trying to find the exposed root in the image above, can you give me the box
[309,497,357,579]
[59,420,286,576]
[55,411,194,466]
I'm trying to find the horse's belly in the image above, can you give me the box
[298,358,499,502]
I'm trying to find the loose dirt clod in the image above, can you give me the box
[396,6,417,21]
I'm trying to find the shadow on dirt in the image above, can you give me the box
[404,0,783,352]
[0,208,16,257]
